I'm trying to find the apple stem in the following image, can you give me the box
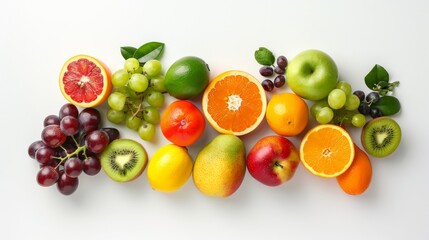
[274,161,283,168]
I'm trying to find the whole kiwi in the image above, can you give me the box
[100,139,148,182]
[361,117,401,158]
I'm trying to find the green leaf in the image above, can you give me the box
[365,64,389,90]
[120,46,137,60]
[372,95,401,116]
[133,42,165,64]
[254,47,275,66]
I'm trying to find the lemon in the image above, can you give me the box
[147,144,193,192]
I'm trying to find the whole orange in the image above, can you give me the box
[160,100,205,146]
[336,144,372,195]
[266,92,309,136]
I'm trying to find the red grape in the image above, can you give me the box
[78,108,101,133]
[43,115,60,127]
[276,56,288,69]
[60,116,79,136]
[274,75,286,88]
[83,156,101,176]
[261,79,274,92]
[41,125,66,148]
[102,128,120,143]
[259,66,274,77]
[57,172,79,195]
[64,157,83,178]
[274,66,285,74]
[85,130,109,154]
[59,103,79,120]
[35,147,55,165]
[28,140,46,159]
[37,166,59,187]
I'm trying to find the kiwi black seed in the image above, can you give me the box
[361,117,401,158]
[100,139,148,182]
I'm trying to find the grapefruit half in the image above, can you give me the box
[59,55,112,108]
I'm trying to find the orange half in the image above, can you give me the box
[300,124,355,178]
[59,54,112,108]
[202,70,267,136]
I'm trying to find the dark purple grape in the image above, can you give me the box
[57,172,79,195]
[85,130,109,154]
[60,116,79,136]
[259,66,274,77]
[276,56,288,69]
[35,147,55,165]
[64,157,83,178]
[41,125,67,148]
[28,140,46,159]
[261,79,274,92]
[274,66,285,75]
[37,166,59,187]
[102,128,120,143]
[358,102,371,115]
[59,103,79,120]
[366,92,380,104]
[353,90,365,102]
[370,107,383,118]
[83,156,101,176]
[43,115,60,127]
[274,75,286,88]
[78,108,101,133]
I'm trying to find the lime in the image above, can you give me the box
[164,56,210,100]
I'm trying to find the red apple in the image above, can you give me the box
[247,135,300,186]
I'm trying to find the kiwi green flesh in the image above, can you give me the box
[100,139,148,182]
[361,117,401,158]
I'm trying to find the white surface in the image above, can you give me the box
[2,0,428,239]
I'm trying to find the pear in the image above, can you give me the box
[192,134,246,198]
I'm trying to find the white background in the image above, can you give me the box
[1,0,428,239]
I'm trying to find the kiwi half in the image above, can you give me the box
[361,117,401,158]
[100,139,148,182]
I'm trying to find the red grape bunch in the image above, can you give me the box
[28,103,120,195]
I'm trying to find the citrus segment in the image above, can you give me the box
[202,71,267,136]
[300,124,355,178]
[59,55,112,108]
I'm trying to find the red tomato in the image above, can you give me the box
[160,100,205,146]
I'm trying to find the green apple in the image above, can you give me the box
[286,49,338,101]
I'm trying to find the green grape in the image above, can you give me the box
[128,73,149,93]
[113,86,127,94]
[351,113,366,127]
[124,58,140,73]
[316,107,334,124]
[143,106,160,124]
[125,114,142,131]
[336,81,352,95]
[108,92,127,111]
[310,99,329,117]
[328,89,346,109]
[111,69,130,87]
[344,94,360,111]
[143,59,162,77]
[150,75,167,93]
[107,109,126,124]
[138,122,156,141]
[146,91,165,107]
[135,66,143,74]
